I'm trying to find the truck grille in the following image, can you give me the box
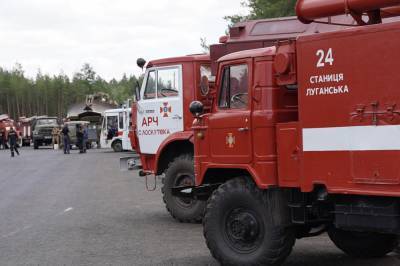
[38,128,53,135]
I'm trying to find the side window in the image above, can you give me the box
[107,116,118,130]
[101,117,106,129]
[157,68,179,98]
[200,65,211,96]
[218,64,249,109]
[119,112,124,129]
[218,67,230,108]
[143,71,156,99]
[230,65,248,109]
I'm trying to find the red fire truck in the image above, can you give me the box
[122,15,363,223]
[121,54,213,222]
[18,116,33,146]
[172,0,400,265]
[0,114,21,147]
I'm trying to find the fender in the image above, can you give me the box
[111,137,122,147]
[153,130,194,174]
[130,102,138,151]
[128,126,140,152]
[198,163,278,189]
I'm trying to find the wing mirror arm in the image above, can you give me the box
[134,82,141,101]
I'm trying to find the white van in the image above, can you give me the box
[100,108,132,152]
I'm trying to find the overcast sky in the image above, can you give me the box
[0,0,247,81]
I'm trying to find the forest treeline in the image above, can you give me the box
[225,0,296,25]
[0,63,139,119]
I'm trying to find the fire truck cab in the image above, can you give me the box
[100,108,132,152]
[124,54,212,222]
[180,1,400,265]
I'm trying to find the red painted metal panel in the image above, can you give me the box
[297,21,400,196]
[276,122,301,188]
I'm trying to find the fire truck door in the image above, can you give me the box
[209,64,252,164]
[137,66,183,154]
[121,110,132,150]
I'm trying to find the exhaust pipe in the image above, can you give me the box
[296,0,400,24]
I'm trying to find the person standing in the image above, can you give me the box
[76,125,84,154]
[1,130,8,149]
[0,130,4,150]
[82,125,88,153]
[8,127,19,157]
[61,124,70,154]
[52,126,60,149]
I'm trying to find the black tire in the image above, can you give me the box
[112,140,123,152]
[33,141,39,150]
[328,227,399,258]
[203,178,295,266]
[162,154,206,223]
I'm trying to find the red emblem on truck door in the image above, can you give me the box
[160,102,172,117]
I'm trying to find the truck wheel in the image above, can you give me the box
[112,140,123,152]
[203,178,295,266]
[33,141,39,150]
[328,227,398,258]
[162,154,206,223]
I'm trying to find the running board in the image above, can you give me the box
[171,183,221,201]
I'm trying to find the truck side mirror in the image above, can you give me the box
[189,101,204,117]
[137,58,146,70]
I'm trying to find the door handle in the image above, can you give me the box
[172,115,183,120]
[238,127,249,132]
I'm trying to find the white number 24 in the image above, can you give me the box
[316,48,334,68]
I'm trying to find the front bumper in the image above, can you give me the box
[120,155,142,171]
[33,135,53,143]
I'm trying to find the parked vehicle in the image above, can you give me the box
[32,117,59,149]
[62,121,97,149]
[100,108,132,152]
[121,13,363,223]
[18,116,33,146]
[0,114,22,147]
[172,1,400,265]
[120,54,213,222]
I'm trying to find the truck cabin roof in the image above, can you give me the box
[65,121,89,125]
[209,14,400,75]
[0,114,10,122]
[37,117,58,120]
[218,47,277,63]
[146,54,210,68]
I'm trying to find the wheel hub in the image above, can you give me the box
[174,173,195,207]
[225,208,262,252]
[228,211,259,242]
